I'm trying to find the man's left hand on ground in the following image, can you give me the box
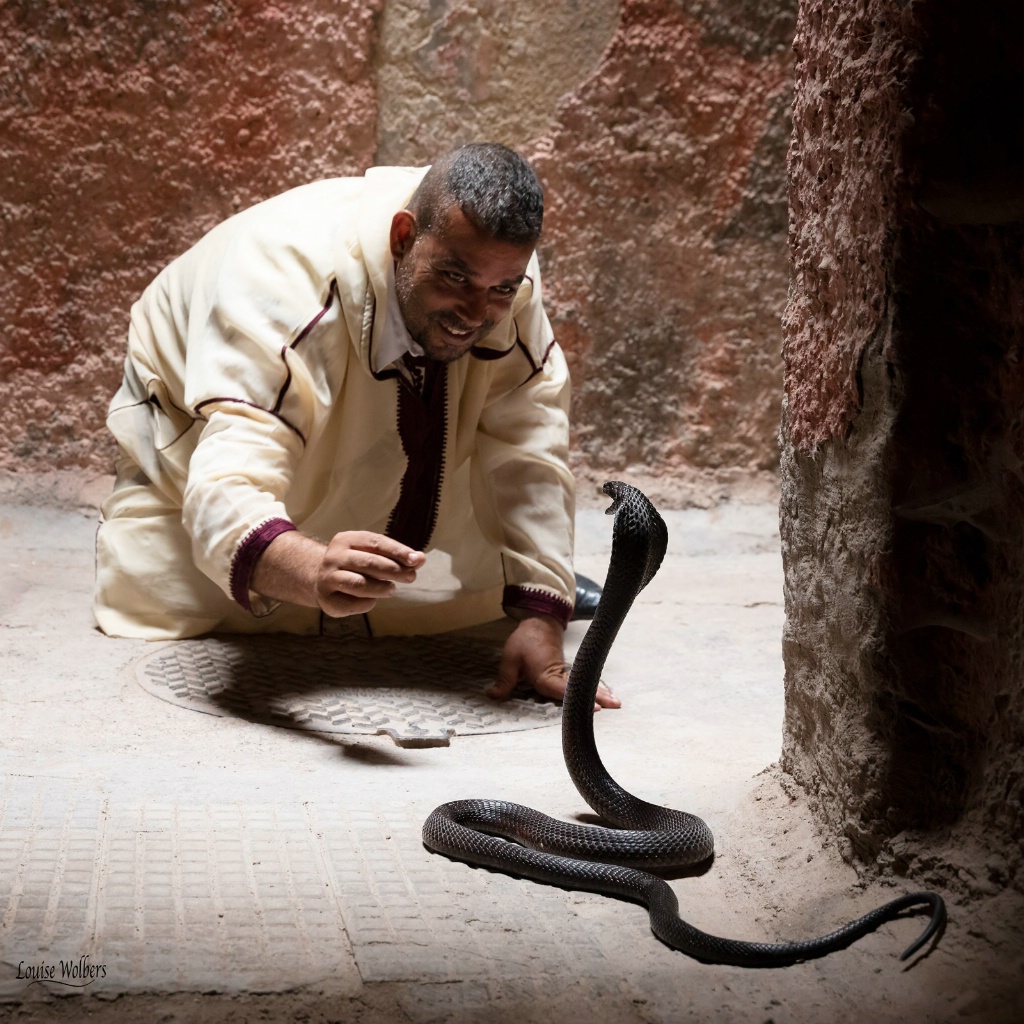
[488,613,621,710]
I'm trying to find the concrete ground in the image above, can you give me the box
[0,485,1019,1024]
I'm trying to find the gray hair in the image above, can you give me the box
[409,143,544,246]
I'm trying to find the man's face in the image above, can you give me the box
[391,206,535,363]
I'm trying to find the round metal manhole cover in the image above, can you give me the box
[134,634,561,747]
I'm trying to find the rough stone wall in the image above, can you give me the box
[374,0,619,167]
[782,0,1024,893]
[2,0,794,509]
[532,0,796,503]
[375,0,797,504]
[0,0,382,476]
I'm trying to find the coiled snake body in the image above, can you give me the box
[423,482,945,967]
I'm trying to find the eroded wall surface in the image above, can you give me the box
[782,0,1024,893]
[0,0,382,475]
[533,0,795,502]
[2,0,794,507]
[374,0,619,167]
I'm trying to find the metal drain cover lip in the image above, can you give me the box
[134,634,561,747]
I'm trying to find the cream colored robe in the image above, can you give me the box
[94,166,575,640]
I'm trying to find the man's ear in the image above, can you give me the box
[390,210,417,259]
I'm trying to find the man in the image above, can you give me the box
[94,143,615,707]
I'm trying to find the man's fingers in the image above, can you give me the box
[325,570,396,599]
[318,592,377,617]
[323,533,426,590]
[310,530,428,619]
[528,664,571,703]
[338,531,426,569]
[488,648,521,701]
[341,550,419,583]
[530,671,619,711]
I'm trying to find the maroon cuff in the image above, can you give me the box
[502,585,573,629]
[229,518,297,612]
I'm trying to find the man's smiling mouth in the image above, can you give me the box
[440,321,474,338]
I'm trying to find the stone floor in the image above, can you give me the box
[0,491,1019,1023]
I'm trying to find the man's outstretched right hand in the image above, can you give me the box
[316,531,425,616]
[252,529,425,616]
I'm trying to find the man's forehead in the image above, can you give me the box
[423,205,485,246]
[420,207,533,278]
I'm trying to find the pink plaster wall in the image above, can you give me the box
[532,0,795,501]
[1,0,794,508]
[0,0,382,475]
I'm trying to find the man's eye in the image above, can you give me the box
[444,271,467,285]
[492,286,516,298]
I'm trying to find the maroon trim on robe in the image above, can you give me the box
[470,321,556,386]
[502,585,573,629]
[518,337,557,383]
[193,397,307,443]
[468,342,516,360]
[144,391,198,451]
[469,317,523,362]
[194,281,340,443]
[273,280,339,414]
[230,517,297,612]
[385,358,448,551]
[271,346,294,417]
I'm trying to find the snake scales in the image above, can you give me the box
[423,481,945,967]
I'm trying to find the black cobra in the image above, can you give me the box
[423,481,946,967]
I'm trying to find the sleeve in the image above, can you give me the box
[177,228,349,614]
[469,273,577,628]
[182,404,304,615]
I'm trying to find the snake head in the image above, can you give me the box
[602,481,669,592]
[602,480,628,515]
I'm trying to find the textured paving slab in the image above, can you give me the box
[135,635,560,748]
[0,776,361,998]
[0,782,655,1000]
[3,496,1014,1024]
